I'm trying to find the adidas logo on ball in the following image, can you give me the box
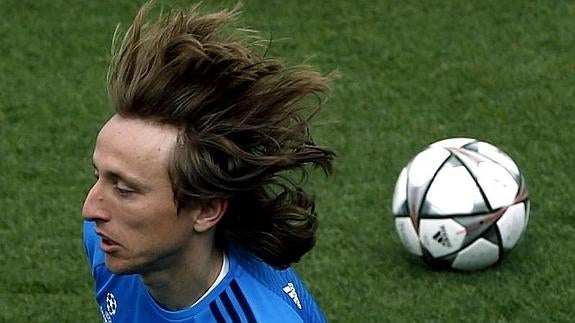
[432,225,452,248]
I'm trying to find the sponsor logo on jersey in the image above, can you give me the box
[282,282,302,310]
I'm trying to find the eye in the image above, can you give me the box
[93,170,99,180]
[114,184,134,198]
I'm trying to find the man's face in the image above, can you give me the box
[82,115,199,274]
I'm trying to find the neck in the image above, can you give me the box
[141,243,223,310]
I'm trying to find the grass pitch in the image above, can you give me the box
[1,0,574,322]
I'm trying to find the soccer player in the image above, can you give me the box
[81,2,335,322]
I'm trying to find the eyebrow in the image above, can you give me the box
[92,160,150,192]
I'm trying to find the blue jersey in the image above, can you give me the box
[83,221,327,323]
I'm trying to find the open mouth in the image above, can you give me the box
[100,238,120,253]
[102,237,115,245]
[97,232,121,252]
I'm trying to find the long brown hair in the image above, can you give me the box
[107,2,336,268]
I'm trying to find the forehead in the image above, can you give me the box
[94,115,179,178]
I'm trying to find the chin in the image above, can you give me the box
[105,255,140,275]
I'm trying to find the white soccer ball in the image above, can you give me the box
[392,138,530,271]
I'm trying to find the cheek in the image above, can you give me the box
[116,190,190,245]
[130,209,193,257]
[127,200,183,234]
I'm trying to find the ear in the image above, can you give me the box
[192,198,228,233]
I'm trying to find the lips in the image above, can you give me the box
[96,231,121,253]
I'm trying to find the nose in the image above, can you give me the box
[82,181,110,222]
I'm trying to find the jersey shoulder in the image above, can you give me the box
[229,245,327,323]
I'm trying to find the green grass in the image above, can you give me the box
[1,0,574,322]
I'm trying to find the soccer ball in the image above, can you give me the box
[392,138,530,271]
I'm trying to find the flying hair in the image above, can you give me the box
[107,1,336,268]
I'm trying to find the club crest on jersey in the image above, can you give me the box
[282,282,302,310]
